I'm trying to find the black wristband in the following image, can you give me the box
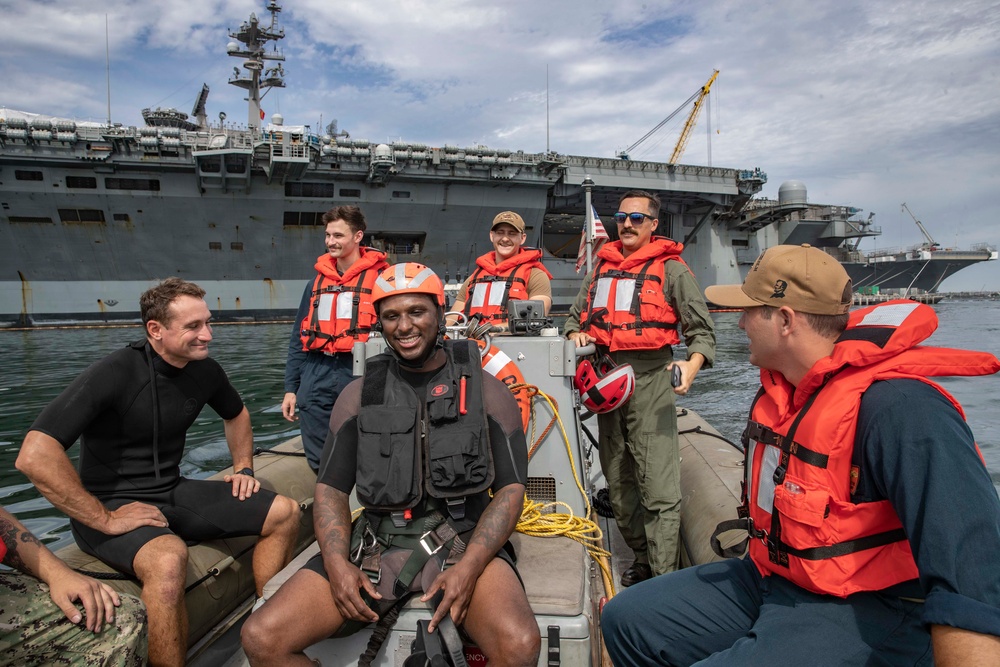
[236,467,254,477]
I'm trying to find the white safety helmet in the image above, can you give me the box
[574,355,635,414]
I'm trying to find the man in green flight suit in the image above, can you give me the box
[565,189,716,586]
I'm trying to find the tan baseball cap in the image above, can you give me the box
[705,244,853,315]
[491,211,525,233]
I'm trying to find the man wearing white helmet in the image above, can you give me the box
[243,263,540,667]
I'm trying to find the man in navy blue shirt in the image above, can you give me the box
[603,244,1000,666]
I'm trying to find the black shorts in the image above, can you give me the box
[71,477,277,577]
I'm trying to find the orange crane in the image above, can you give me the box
[670,69,719,164]
[617,70,719,164]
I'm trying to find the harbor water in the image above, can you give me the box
[1,299,998,552]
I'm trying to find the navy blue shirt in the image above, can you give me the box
[854,379,1000,635]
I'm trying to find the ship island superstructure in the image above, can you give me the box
[0,1,993,326]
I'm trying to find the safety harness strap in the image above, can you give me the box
[744,421,830,469]
[351,510,466,600]
[784,528,909,560]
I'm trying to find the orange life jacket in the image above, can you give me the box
[743,300,999,597]
[299,248,389,353]
[462,248,552,323]
[579,238,686,351]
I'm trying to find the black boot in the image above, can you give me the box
[620,561,653,587]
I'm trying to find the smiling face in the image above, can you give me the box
[147,295,213,367]
[616,196,659,256]
[378,293,441,363]
[325,218,364,270]
[490,222,526,262]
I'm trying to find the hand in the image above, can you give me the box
[224,471,261,501]
[46,567,121,632]
[281,392,298,422]
[326,555,381,624]
[669,356,703,396]
[104,501,168,535]
[421,559,478,632]
[568,331,595,348]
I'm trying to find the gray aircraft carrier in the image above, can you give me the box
[1,1,992,326]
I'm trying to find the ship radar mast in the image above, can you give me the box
[227,0,286,130]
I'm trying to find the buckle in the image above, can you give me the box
[747,518,769,547]
[351,524,378,563]
[419,530,445,556]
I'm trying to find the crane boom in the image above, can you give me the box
[901,202,938,248]
[669,69,719,164]
[617,70,720,163]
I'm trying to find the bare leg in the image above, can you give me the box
[462,558,540,667]
[132,534,190,667]
[241,568,345,667]
[252,495,301,595]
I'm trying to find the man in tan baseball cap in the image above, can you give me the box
[704,244,852,377]
[605,251,1000,664]
[449,210,552,326]
[705,243,853,315]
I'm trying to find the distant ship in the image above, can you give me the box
[736,186,997,295]
[1,2,992,326]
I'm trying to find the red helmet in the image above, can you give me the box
[372,262,446,308]
[574,355,635,414]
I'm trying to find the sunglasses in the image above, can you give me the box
[613,212,655,224]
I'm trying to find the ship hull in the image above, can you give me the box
[843,252,997,293]
[2,122,768,325]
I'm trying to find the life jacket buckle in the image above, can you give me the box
[419,530,446,556]
[747,517,769,547]
[773,465,787,485]
[391,511,409,528]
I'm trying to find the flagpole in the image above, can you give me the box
[583,175,595,275]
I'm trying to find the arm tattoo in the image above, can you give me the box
[314,484,352,559]
[0,516,42,574]
[467,485,524,555]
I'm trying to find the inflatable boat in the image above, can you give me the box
[55,328,747,666]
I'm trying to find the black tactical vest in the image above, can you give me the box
[356,340,495,515]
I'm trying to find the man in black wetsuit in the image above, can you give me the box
[17,278,301,667]
[241,263,540,667]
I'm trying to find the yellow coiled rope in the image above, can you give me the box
[511,384,617,599]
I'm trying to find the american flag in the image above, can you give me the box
[575,206,610,273]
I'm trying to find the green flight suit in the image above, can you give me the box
[565,253,715,575]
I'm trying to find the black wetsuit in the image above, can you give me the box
[30,341,276,575]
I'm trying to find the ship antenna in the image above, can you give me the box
[105,14,112,126]
[228,1,287,131]
[546,64,550,155]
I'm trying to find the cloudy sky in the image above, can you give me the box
[3,0,999,289]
